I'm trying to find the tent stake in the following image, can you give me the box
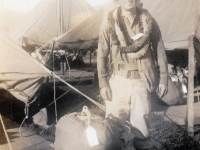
[187,35,195,137]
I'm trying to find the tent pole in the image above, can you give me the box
[90,50,92,66]
[187,35,195,137]
[194,0,199,34]
[66,0,73,32]
[51,41,55,71]
[60,0,63,35]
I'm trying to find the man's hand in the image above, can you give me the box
[100,87,112,101]
[156,84,168,98]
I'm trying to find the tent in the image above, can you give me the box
[54,1,117,51]
[54,0,200,51]
[141,0,200,50]
[10,0,95,48]
[0,27,102,113]
[1,10,26,34]
[0,28,50,103]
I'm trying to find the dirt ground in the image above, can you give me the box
[20,107,200,150]
[1,83,200,149]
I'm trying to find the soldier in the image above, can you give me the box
[97,0,168,149]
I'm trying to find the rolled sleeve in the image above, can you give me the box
[151,18,168,85]
[97,18,111,88]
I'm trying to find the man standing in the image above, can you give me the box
[97,0,168,149]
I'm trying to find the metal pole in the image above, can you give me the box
[187,35,195,137]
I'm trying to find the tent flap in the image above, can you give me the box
[0,29,49,103]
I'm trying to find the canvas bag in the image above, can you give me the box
[54,111,121,150]
[160,76,183,105]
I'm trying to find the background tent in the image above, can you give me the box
[54,1,117,51]
[54,0,200,51]
[141,0,200,50]
[0,10,26,33]
[54,8,103,51]
[10,0,94,49]
[0,28,50,103]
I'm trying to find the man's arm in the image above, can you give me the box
[151,18,168,98]
[97,18,112,100]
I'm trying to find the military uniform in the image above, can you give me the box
[97,6,168,149]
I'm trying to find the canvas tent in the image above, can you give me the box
[0,28,50,103]
[10,0,94,48]
[142,0,200,50]
[1,10,26,34]
[54,1,117,51]
[54,0,200,51]
[0,27,102,112]
[53,8,102,51]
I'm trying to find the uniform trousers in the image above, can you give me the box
[105,74,152,149]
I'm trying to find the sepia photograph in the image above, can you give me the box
[0,0,200,149]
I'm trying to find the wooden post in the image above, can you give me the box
[187,35,195,136]
[51,41,55,72]
[90,50,92,66]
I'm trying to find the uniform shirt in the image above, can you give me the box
[97,7,168,90]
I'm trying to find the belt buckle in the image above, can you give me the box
[118,64,124,76]
[127,71,131,79]
[128,70,140,79]
[132,71,137,79]
[118,64,124,70]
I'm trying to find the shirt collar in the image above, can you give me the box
[120,7,140,27]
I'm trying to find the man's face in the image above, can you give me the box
[117,0,136,11]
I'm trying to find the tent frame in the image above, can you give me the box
[187,35,196,136]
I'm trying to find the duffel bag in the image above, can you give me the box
[54,106,121,150]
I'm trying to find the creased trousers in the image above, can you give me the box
[105,74,151,140]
